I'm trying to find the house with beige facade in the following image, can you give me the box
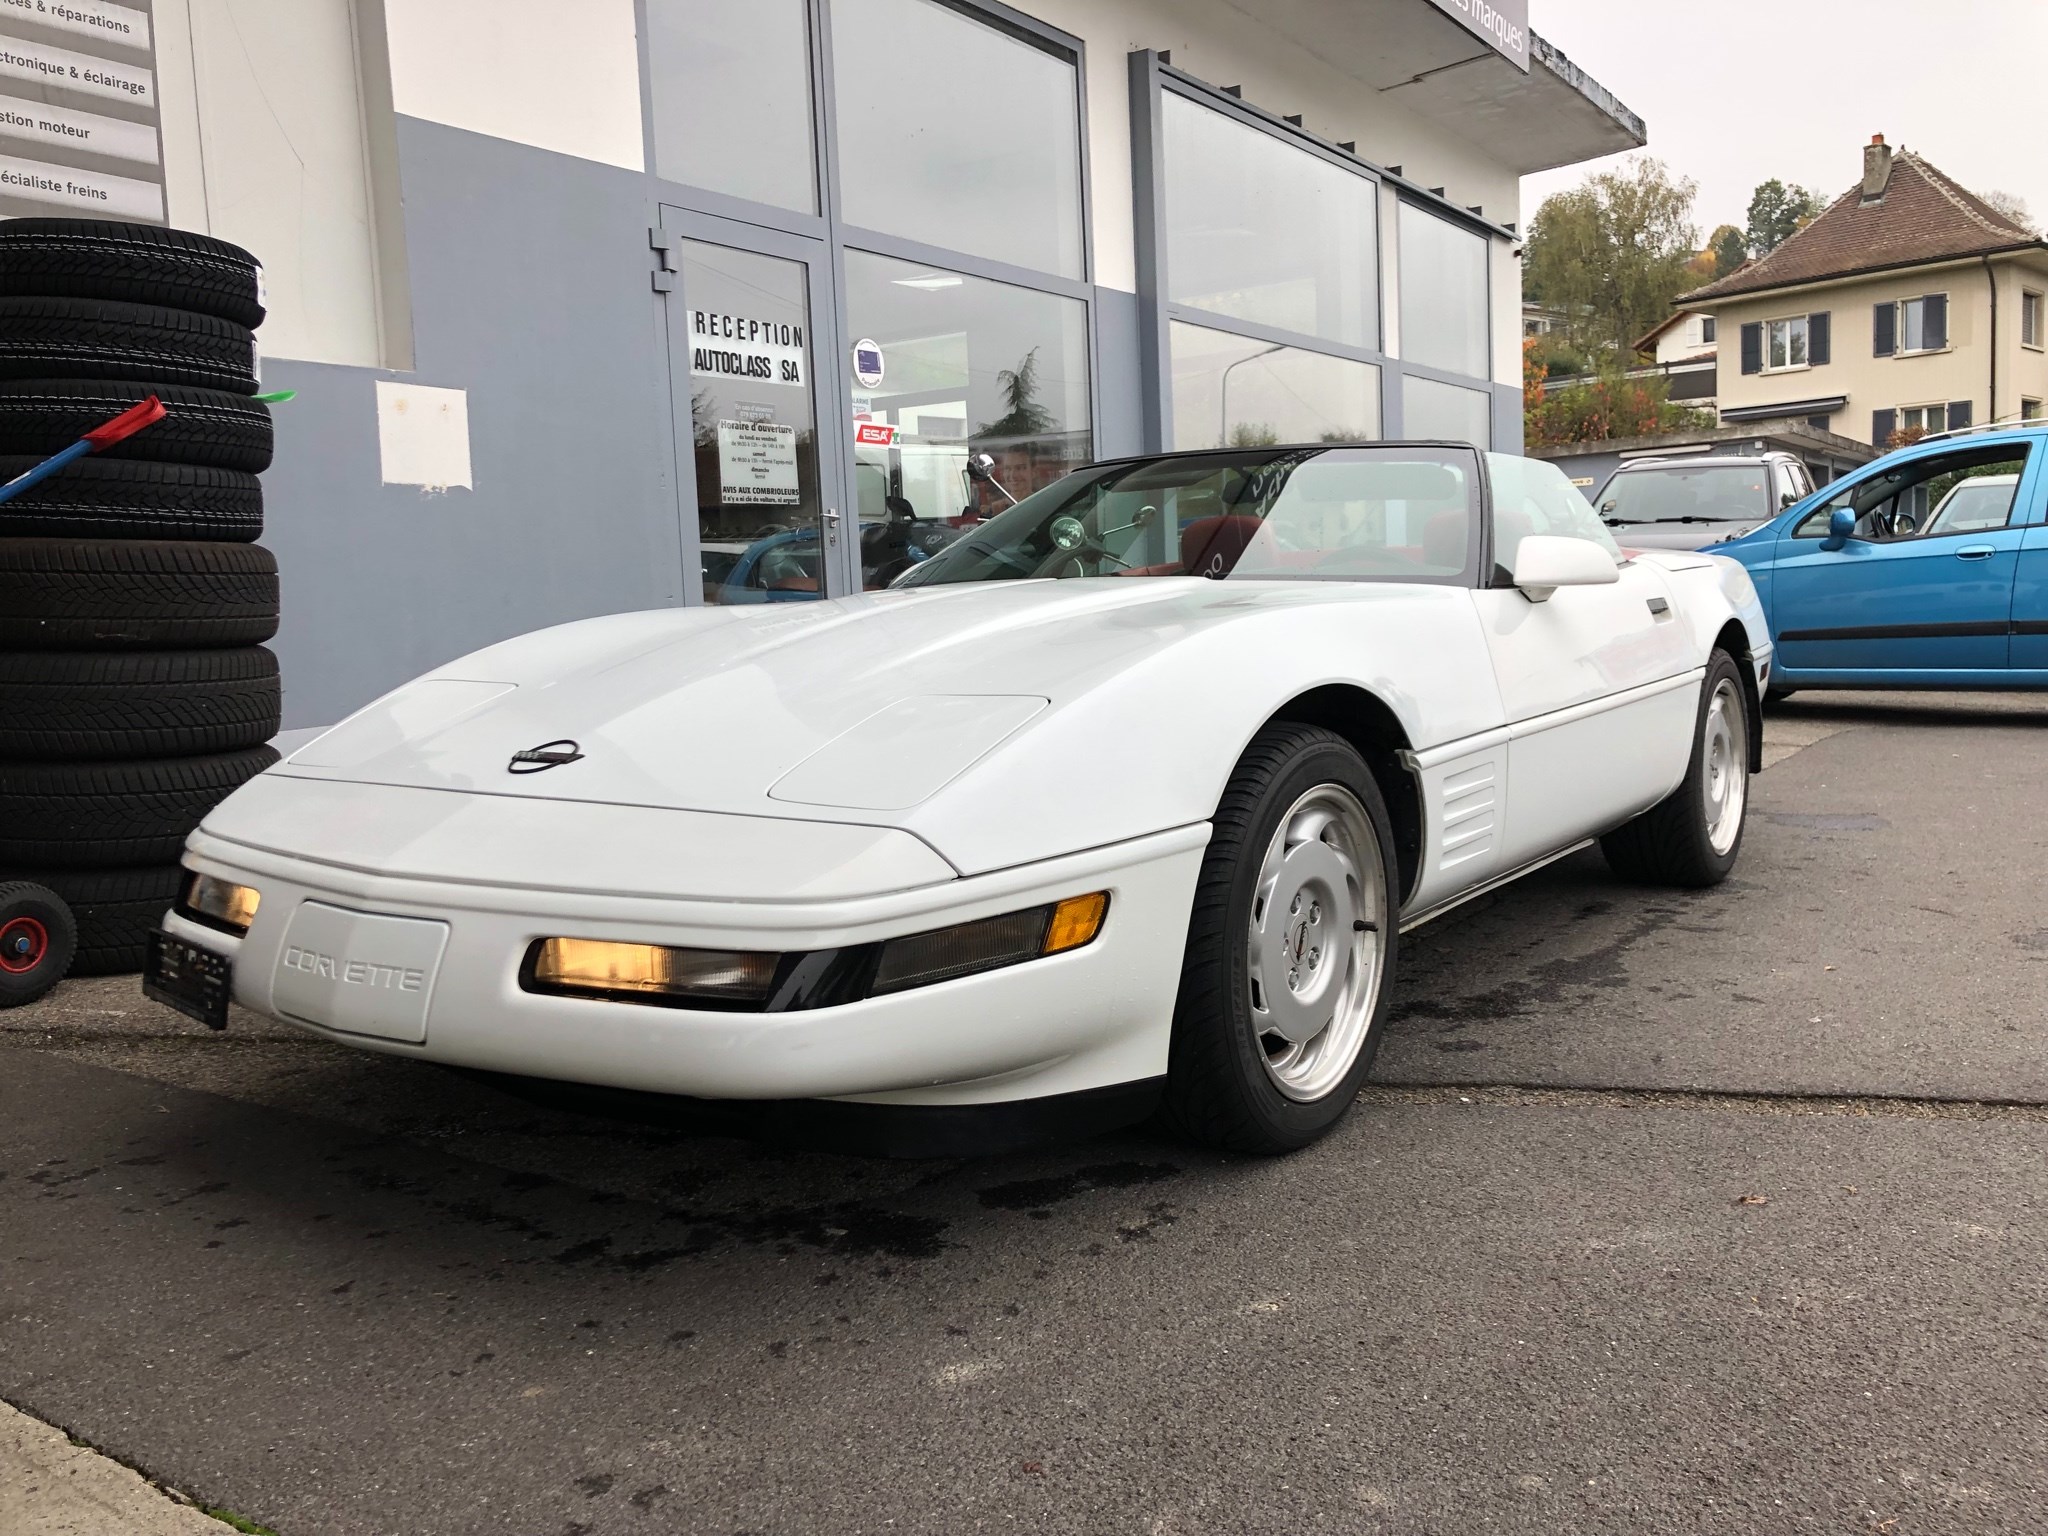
[1678,136,2048,448]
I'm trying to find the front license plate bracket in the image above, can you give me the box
[142,930,232,1030]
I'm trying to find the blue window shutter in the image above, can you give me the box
[1808,311,1831,365]
[1947,400,1973,431]
[1740,322,1763,375]
[1872,408,1896,446]
[1924,294,1949,349]
[1874,303,1896,356]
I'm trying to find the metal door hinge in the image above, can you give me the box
[650,227,676,293]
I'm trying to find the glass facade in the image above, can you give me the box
[648,0,817,213]
[831,0,1084,280]
[843,249,1091,584]
[1398,203,1490,379]
[1402,375,1492,448]
[1171,322,1379,449]
[678,241,827,604]
[1163,93,1379,350]
[644,20,1510,604]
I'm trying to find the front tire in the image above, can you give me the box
[1160,724,1399,1155]
[1600,651,1751,887]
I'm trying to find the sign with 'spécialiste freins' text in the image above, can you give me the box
[0,0,163,220]
[1423,0,1528,72]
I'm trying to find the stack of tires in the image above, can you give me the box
[0,219,281,980]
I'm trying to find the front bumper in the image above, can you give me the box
[167,794,1207,1108]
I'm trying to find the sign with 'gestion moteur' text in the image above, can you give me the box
[0,0,163,219]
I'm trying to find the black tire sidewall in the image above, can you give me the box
[1170,728,1401,1152]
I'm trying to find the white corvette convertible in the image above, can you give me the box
[146,445,1770,1155]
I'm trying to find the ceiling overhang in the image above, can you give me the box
[1227,0,1647,177]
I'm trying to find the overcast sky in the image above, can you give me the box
[1521,0,2048,236]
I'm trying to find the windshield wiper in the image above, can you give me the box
[1603,515,1746,526]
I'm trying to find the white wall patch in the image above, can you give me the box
[383,0,643,172]
[376,381,472,490]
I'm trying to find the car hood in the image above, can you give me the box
[269,577,1490,873]
[1610,519,1761,551]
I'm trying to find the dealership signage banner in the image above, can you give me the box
[1422,0,1528,72]
[716,419,800,506]
[689,309,807,389]
[0,0,163,219]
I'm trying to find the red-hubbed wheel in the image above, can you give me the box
[0,883,76,1007]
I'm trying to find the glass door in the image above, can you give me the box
[662,210,850,603]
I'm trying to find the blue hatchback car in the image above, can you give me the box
[1711,424,2048,696]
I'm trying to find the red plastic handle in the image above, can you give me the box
[81,395,167,450]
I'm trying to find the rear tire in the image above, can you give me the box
[0,648,280,759]
[0,454,262,541]
[0,381,272,471]
[0,540,279,650]
[0,297,259,393]
[0,219,265,327]
[0,747,278,868]
[1600,651,1750,888]
[1158,723,1398,1155]
[0,882,77,1007]
[0,867,182,976]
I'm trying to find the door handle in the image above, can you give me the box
[823,507,841,545]
[1955,545,1996,560]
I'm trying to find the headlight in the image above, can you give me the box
[528,938,776,1003]
[177,874,262,935]
[522,892,1109,1012]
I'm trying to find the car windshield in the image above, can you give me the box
[1597,463,1768,525]
[892,445,1481,587]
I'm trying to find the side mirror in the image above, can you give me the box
[1512,535,1621,603]
[1819,507,1856,551]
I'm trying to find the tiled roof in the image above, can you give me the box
[1678,151,2042,303]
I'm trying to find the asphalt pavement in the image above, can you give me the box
[5,691,2047,1536]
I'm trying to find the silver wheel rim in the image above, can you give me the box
[1246,784,1388,1102]
[1702,677,1748,857]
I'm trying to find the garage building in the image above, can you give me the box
[0,0,1643,725]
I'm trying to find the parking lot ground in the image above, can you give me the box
[5,691,2048,1536]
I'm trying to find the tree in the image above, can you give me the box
[975,347,1055,440]
[1710,224,1747,279]
[1983,190,2037,233]
[1525,353,1715,448]
[1522,157,1701,358]
[1745,180,1823,257]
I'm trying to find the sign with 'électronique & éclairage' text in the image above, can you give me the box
[0,0,164,219]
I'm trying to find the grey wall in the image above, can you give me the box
[1090,285,1145,459]
[262,117,683,728]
